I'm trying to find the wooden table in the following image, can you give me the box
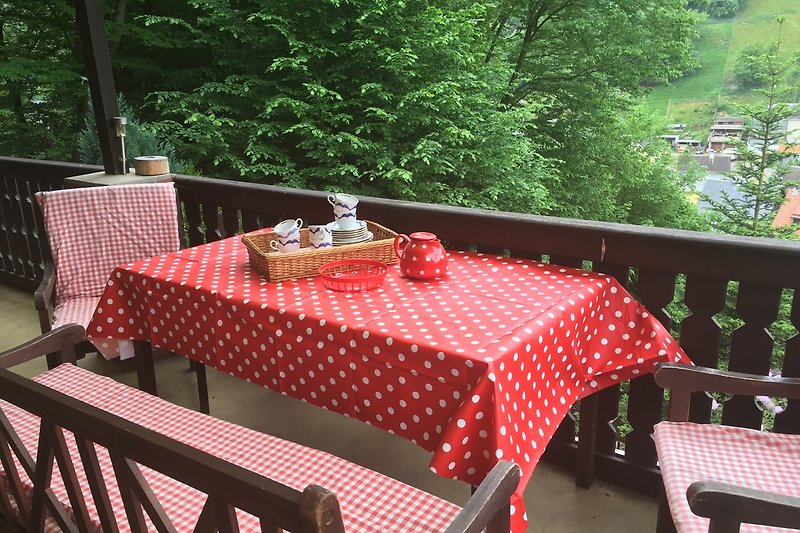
[88,231,689,532]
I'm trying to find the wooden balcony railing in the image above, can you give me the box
[3,156,800,498]
[0,157,102,289]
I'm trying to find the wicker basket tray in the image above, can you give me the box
[242,220,398,282]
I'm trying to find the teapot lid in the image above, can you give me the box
[409,231,438,241]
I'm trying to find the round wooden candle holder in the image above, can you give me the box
[134,156,170,176]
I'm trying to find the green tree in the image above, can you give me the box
[703,19,799,238]
[701,19,799,408]
[732,44,776,90]
[483,0,703,227]
[79,95,188,173]
[144,0,557,213]
[707,0,739,18]
[0,1,87,160]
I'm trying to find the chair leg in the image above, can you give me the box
[191,360,210,414]
[656,487,677,533]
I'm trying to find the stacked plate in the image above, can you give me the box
[331,220,374,245]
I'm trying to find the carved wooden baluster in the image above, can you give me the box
[241,210,260,233]
[202,204,222,243]
[183,201,205,247]
[0,176,11,273]
[625,268,676,467]
[475,244,505,256]
[509,249,543,262]
[220,207,241,238]
[5,177,25,277]
[549,255,582,269]
[443,239,470,252]
[680,275,728,423]
[538,255,583,447]
[774,290,800,434]
[19,179,40,279]
[591,263,630,456]
[30,177,50,278]
[722,282,782,429]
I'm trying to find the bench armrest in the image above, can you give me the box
[688,480,800,531]
[0,324,84,369]
[33,261,56,333]
[444,461,521,533]
[654,363,800,421]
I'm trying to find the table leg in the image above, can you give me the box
[576,393,599,488]
[190,360,210,414]
[133,340,157,396]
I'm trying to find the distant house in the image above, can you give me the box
[772,188,800,233]
[675,138,702,152]
[708,116,745,153]
[708,135,729,153]
[661,134,679,149]
[695,173,751,215]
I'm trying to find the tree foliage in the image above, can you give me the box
[732,44,778,90]
[703,20,799,238]
[480,0,702,226]
[2,0,704,229]
[79,96,188,173]
[0,1,87,160]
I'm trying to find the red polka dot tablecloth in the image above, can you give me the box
[87,232,689,532]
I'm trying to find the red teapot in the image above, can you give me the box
[393,232,448,280]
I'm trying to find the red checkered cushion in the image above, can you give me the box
[0,364,462,532]
[51,296,100,329]
[36,184,180,304]
[654,421,800,533]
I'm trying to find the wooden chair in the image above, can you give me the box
[0,325,521,532]
[653,363,800,533]
[33,183,210,412]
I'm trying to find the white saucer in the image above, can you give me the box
[333,231,373,245]
[332,220,366,233]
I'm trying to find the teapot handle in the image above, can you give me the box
[394,234,410,258]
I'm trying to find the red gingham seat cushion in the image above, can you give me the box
[51,296,101,329]
[36,184,180,304]
[654,421,800,533]
[0,364,462,532]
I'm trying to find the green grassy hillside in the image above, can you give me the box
[646,0,800,135]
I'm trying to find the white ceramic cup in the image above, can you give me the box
[269,238,301,253]
[269,218,303,253]
[273,218,303,237]
[308,224,333,249]
[327,194,359,230]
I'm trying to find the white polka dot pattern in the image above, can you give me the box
[654,421,800,533]
[87,233,689,532]
[1,364,462,532]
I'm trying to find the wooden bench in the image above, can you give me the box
[0,325,520,533]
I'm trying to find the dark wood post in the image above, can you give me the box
[74,0,124,175]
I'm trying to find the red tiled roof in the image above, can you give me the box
[773,188,800,230]
[778,144,800,154]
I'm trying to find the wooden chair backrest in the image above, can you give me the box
[0,326,344,533]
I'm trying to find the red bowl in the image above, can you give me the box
[318,259,388,292]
